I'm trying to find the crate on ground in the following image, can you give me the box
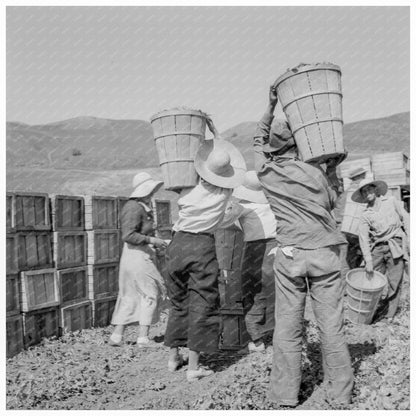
[14,192,50,231]
[20,268,60,312]
[6,314,24,358]
[87,229,120,264]
[6,192,15,233]
[60,300,93,334]
[93,295,117,327]
[7,274,20,317]
[88,262,119,299]
[23,306,60,348]
[17,231,53,271]
[219,307,250,350]
[58,266,89,306]
[50,194,85,231]
[372,152,409,173]
[6,233,19,273]
[375,168,410,187]
[53,231,87,269]
[117,196,129,228]
[84,195,118,230]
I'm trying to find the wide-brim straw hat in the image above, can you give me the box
[232,170,268,204]
[130,172,163,198]
[351,178,388,203]
[348,167,367,179]
[263,118,295,153]
[194,138,247,189]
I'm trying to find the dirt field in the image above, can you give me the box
[6,277,410,410]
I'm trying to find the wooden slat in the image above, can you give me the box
[53,231,87,269]
[23,306,60,348]
[6,314,24,357]
[6,233,19,273]
[7,274,20,317]
[60,301,92,333]
[117,197,129,229]
[20,268,60,312]
[6,192,15,233]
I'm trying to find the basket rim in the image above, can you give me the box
[150,108,208,122]
[274,63,341,88]
[346,267,387,291]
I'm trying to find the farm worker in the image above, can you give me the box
[352,178,410,322]
[109,172,168,347]
[253,85,354,407]
[164,117,246,381]
[220,170,277,352]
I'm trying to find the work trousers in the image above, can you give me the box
[372,244,404,319]
[164,231,220,353]
[241,238,276,342]
[269,246,354,406]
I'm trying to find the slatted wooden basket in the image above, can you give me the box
[150,108,207,190]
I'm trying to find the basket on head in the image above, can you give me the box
[150,108,208,190]
[274,62,346,164]
[345,268,388,325]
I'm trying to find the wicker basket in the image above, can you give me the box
[274,63,346,164]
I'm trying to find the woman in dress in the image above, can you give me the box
[109,172,168,346]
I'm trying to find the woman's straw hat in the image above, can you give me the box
[232,171,268,204]
[351,178,388,203]
[130,172,163,198]
[194,138,246,189]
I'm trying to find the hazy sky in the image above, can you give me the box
[6,5,410,131]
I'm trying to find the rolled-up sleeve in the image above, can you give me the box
[121,201,151,245]
[253,112,274,172]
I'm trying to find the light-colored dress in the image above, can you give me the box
[111,200,165,326]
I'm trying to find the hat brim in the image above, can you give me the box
[194,139,247,189]
[351,180,388,203]
[129,180,163,198]
[233,185,268,204]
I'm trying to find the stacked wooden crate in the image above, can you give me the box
[85,196,120,327]
[214,225,250,350]
[339,157,372,191]
[372,152,410,187]
[11,192,60,352]
[50,195,91,334]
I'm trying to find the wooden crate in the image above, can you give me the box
[386,186,402,201]
[219,269,246,309]
[372,152,409,173]
[88,262,119,299]
[50,194,85,231]
[58,266,89,306]
[23,306,60,348]
[375,168,410,187]
[219,307,250,350]
[84,195,118,230]
[17,231,53,271]
[117,196,129,228]
[6,314,24,358]
[6,233,19,273]
[6,192,15,232]
[93,295,117,327]
[339,157,372,179]
[14,192,50,231]
[7,273,20,317]
[20,268,60,312]
[87,229,120,264]
[215,225,245,271]
[53,231,87,269]
[341,194,366,236]
[60,300,92,333]
[153,199,172,233]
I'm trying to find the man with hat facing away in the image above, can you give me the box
[253,86,353,407]
[352,178,409,322]
[220,171,277,353]
[109,172,168,347]
[164,117,246,381]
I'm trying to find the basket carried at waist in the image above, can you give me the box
[274,62,346,164]
[150,108,208,190]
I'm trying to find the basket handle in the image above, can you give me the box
[206,115,221,139]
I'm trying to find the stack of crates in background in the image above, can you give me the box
[84,196,120,327]
[50,195,91,334]
[7,192,59,355]
[372,152,410,187]
[214,224,250,350]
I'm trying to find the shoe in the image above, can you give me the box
[108,334,122,347]
[186,366,214,381]
[168,354,185,372]
[136,336,150,346]
[248,341,265,353]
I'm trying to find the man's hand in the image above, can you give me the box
[149,237,168,249]
[269,85,278,107]
[206,116,219,138]
[365,261,374,275]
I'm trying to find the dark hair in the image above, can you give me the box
[360,184,379,197]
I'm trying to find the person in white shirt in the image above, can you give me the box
[164,119,246,381]
[222,171,277,353]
